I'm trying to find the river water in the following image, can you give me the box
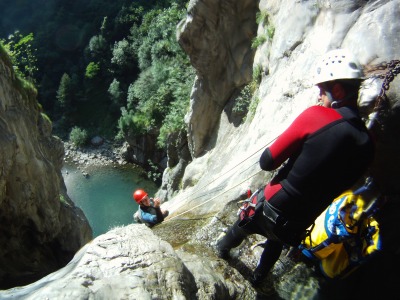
[62,163,158,237]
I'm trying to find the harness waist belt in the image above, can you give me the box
[263,201,288,227]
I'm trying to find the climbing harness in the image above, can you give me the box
[237,188,258,219]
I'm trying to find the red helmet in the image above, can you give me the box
[133,189,147,204]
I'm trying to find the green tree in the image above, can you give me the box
[111,38,138,76]
[53,73,77,137]
[85,61,100,79]
[1,30,38,82]
[55,73,72,115]
[88,35,108,60]
[108,78,125,107]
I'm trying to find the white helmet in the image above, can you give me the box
[314,49,364,85]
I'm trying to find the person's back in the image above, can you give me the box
[266,105,374,226]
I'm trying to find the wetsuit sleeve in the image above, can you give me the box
[260,112,308,170]
[140,210,158,224]
[260,106,341,171]
[259,148,274,170]
[155,207,165,223]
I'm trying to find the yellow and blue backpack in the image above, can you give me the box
[299,179,384,279]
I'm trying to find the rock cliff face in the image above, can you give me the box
[161,0,400,215]
[178,0,259,158]
[0,52,92,288]
[1,0,400,299]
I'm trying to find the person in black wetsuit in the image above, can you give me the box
[216,49,375,286]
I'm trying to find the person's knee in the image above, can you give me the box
[217,226,248,251]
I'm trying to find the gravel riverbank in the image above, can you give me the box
[63,140,132,177]
[64,140,127,166]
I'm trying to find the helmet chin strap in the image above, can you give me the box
[331,101,340,109]
[325,90,357,108]
[325,90,341,108]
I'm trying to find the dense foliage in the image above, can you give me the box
[118,4,195,147]
[0,31,38,82]
[0,0,194,150]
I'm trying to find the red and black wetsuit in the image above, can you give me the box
[260,105,374,228]
[216,105,374,280]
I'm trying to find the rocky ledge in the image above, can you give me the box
[0,215,310,299]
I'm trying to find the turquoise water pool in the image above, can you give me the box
[62,163,158,237]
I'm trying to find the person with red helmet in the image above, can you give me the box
[133,189,169,227]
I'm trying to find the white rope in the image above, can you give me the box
[165,169,263,222]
